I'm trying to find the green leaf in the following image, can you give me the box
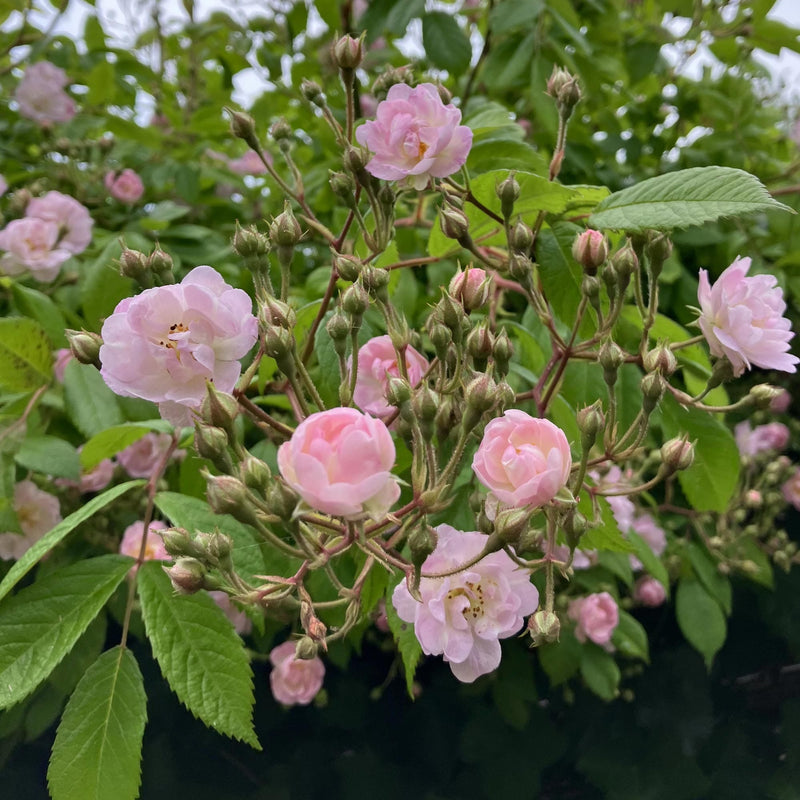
[48,647,147,800]
[538,634,581,686]
[63,361,125,438]
[611,609,650,662]
[488,0,544,34]
[15,436,81,480]
[659,393,740,512]
[154,492,268,581]
[384,580,423,699]
[428,170,580,257]
[86,60,115,105]
[686,541,732,615]
[137,562,260,749]
[0,318,52,391]
[10,284,68,347]
[579,495,635,554]
[627,530,670,591]
[422,12,472,74]
[580,643,620,700]
[0,555,133,710]
[675,578,727,668]
[80,423,170,471]
[0,480,145,603]
[588,166,793,232]
[80,239,134,330]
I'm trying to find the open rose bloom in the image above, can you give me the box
[0,480,62,561]
[99,266,258,427]
[277,407,400,520]
[568,592,619,647]
[105,169,145,203]
[698,256,799,376]
[393,525,539,682]
[0,218,72,282]
[355,82,473,190]
[15,61,75,125]
[119,520,169,564]
[352,335,429,420]
[26,191,94,255]
[269,641,325,706]
[472,410,572,509]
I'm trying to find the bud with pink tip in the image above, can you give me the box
[572,229,609,274]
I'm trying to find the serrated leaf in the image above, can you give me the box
[63,361,124,438]
[136,562,260,749]
[422,12,472,74]
[538,634,581,686]
[80,423,170,471]
[15,436,81,480]
[0,480,145,603]
[384,580,423,699]
[660,393,740,512]
[48,647,147,800]
[0,555,133,710]
[0,318,52,391]
[675,578,727,669]
[588,166,792,232]
[154,492,269,581]
[579,643,620,700]
[11,284,68,347]
[611,609,650,662]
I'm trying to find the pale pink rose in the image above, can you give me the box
[0,175,7,197]
[15,62,75,125]
[734,421,790,457]
[0,218,71,282]
[104,169,145,203]
[277,407,400,520]
[26,191,93,255]
[208,591,252,635]
[448,267,492,311]
[629,512,667,571]
[0,480,62,561]
[771,388,791,413]
[99,266,258,428]
[269,640,325,706]
[393,525,539,683]
[634,576,667,608]
[552,544,596,570]
[117,432,180,478]
[698,256,798,376]
[53,348,74,382]
[352,335,429,420]
[472,410,572,509]
[355,83,473,190]
[119,520,169,563]
[783,469,800,510]
[568,591,619,646]
[227,150,270,175]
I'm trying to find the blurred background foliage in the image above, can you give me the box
[1,0,799,796]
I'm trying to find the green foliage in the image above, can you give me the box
[588,167,792,232]
[136,562,260,749]
[63,361,124,438]
[0,318,52,391]
[0,555,132,710]
[14,436,80,480]
[675,578,727,668]
[384,580,422,699]
[48,647,147,800]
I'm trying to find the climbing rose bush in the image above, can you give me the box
[355,82,473,189]
[392,525,540,683]
[99,266,258,427]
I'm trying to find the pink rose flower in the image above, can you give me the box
[472,410,572,509]
[0,480,62,561]
[629,512,667,571]
[0,218,72,282]
[634,576,667,608]
[771,388,791,413]
[698,256,798,376]
[393,525,539,682]
[26,191,93,255]
[117,432,181,478]
[568,591,619,646]
[734,421,790,457]
[352,335,429,420]
[105,169,145,204]
[119,520,169,563]
[208,591,252,635]
[99,266,259,428]
[591,465,637,532]
[783,469,800,510]
[269,640,325,706]
[15,61,75,125]
[53,348,74,382]
[277,407,400,520]
[355,83,473,190]
[448,267,492,311]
